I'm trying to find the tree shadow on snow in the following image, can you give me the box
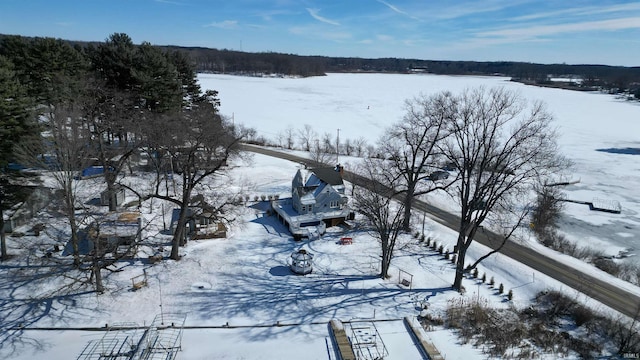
[0,260,109,358]
[174,265,452,342]
[249,212,291,238]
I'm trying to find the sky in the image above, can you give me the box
[1,0,640,66]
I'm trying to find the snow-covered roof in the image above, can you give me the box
[299,192,316,205]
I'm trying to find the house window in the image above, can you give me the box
[330,200,339,208]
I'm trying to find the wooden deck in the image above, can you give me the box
[329,320,356,360]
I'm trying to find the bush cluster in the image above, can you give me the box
[438,290,640,358]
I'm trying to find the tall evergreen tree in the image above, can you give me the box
[168,49,202,105]
[89,33,137,91]
[90,34,185,112]
[0,55,37,260]
[0,35,87,106]
[87,33,194,210]
[133,42,183,112]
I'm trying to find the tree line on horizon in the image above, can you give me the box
[163,46,640,95]
[1,33,639,95]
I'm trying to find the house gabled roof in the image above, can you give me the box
[310,167,343,186]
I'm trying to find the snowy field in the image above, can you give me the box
[1,73,640,359]
[2,153,506,360]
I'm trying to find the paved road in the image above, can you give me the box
[240,144,640,319]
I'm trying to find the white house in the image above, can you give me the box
[272,165,352,240]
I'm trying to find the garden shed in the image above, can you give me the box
[100,186,126,207]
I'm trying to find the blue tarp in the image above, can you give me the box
[81,166,105,178]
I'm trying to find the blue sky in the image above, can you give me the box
[1,0,639,66]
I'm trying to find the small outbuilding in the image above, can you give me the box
[100,186,126,207]
[290,249,314,275]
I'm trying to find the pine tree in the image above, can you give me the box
[168,50,202,105]
[0,35,87,105]
[133,42,183,112]
[0,55,37,260]
[89,33,137,90]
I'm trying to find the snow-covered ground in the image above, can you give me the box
[3,153,500,360]
[2,73,639,359]
[204,72,640,263]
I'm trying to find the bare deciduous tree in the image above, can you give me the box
[297,124,316,152]
[142,98,243,260]
[437,87,566,290]
[352,136,368,157]
[381,93,453,231]
[351,158,405,278]
[19,104,94,267]
[81,79,143,211]
[321,131,335,157]
[309,130,339,165]
[343,138,352,156]
[283,126,296,149]
[14,76,143,293]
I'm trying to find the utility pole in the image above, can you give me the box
[336,128,340,164]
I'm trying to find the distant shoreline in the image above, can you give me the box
[510,78,599,92]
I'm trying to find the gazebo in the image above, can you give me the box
[290,249,314,275]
